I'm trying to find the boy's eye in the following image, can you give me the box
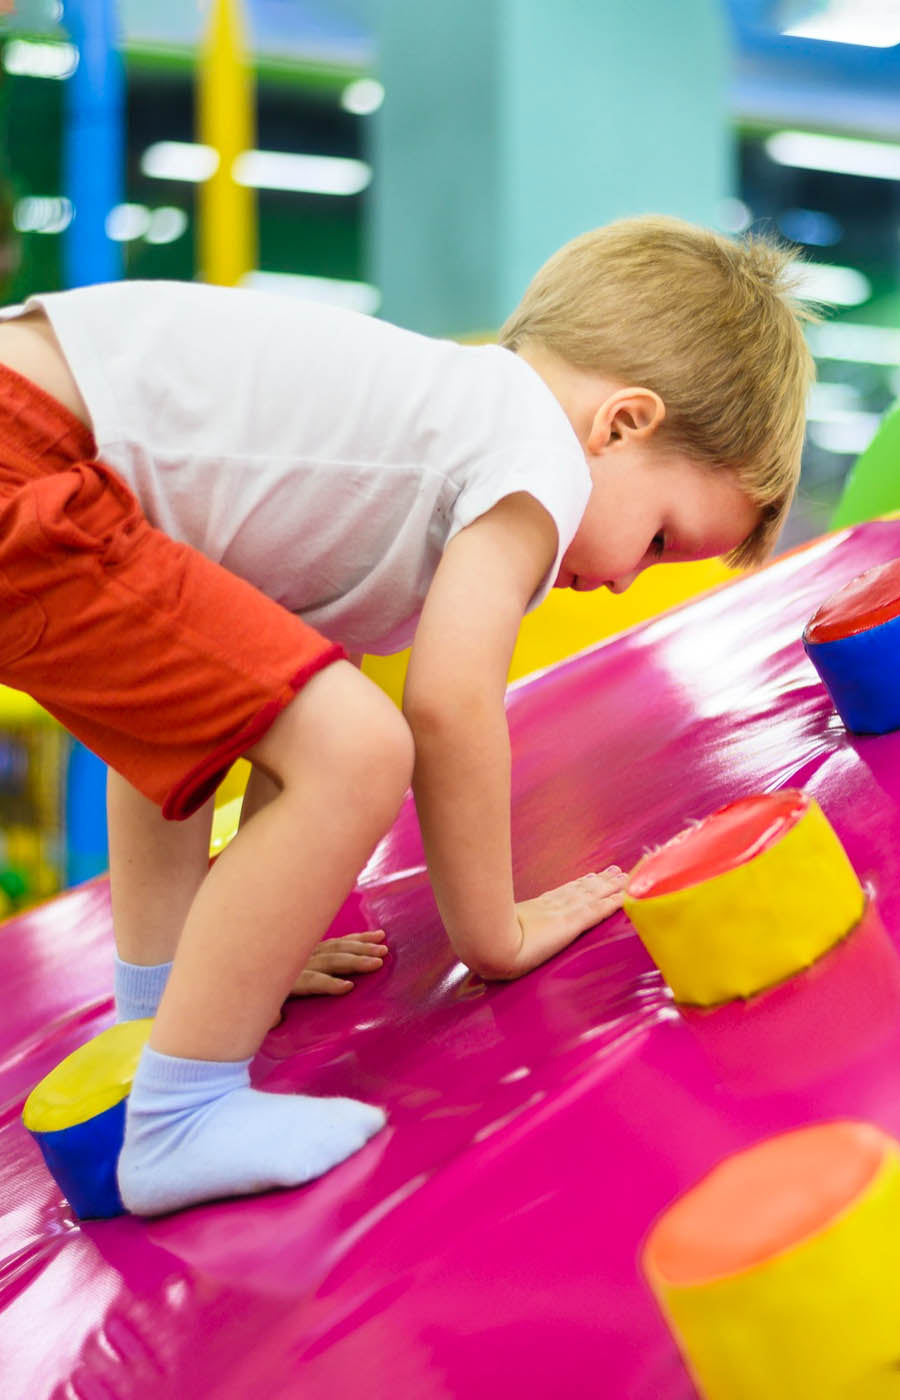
[651,532,666,559]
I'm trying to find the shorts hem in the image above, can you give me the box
[161,643,346,820]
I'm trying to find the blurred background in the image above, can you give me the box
[0,0,897,905]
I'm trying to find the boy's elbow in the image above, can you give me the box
[456,939,523,982]
[404,668,500,740]
[403,686,465,741]
[470,957,518,982]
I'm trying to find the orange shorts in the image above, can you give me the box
[0,363,344,819]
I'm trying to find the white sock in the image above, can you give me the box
[114,955,173,1021]
[117,1045,387,1216]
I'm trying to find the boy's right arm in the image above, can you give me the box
[403,493,626,979]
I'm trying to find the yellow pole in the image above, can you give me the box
[196,0,257,285]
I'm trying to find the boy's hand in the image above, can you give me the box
[288,929,388,997]
[507,866,628,978]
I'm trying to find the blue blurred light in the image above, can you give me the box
[776,208,843,246]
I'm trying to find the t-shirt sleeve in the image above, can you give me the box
[445,443,592,611]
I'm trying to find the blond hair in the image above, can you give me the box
[499,215,817,567]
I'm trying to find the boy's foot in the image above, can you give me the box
[117,1046,386,1216]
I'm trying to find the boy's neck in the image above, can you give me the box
[514,342,621,452]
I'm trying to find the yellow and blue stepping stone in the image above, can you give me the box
[23,1019,152,1219]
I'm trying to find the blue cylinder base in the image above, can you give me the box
[804,611,900,735]
[29,1099,127,1220]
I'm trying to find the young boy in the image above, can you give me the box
[0,215,813,1216]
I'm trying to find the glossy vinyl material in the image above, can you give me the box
[5,519,900,1398]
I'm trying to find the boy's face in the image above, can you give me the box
[556,446,759,594]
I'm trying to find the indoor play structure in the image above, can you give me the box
[3,2,900,1395]
[5,513,900,1397]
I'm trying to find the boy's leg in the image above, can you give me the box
[237,762,279,827]
[118,659,413,1216]
[0,384,406,1212]
[109,774,214,1020]
[148,659,412,1060]
[109,775,215,965]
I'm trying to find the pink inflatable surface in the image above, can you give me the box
[4,520,900,1398]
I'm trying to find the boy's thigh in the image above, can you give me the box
[0,464,343,819]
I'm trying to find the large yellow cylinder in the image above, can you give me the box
[643,1121,900,1399]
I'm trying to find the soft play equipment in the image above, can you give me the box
[644,1121,900,1397]
[62,0,124,289]
[624,789,865,1004]
[197,0,257,287]
[831,399,900,530]
[6,517,900,1397]
[23,1019,152,1220]
[804,556,900,734]
[0,688,70,908]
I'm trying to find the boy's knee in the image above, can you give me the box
[309,670,414,826]
[251,660,413,807]
[343,679,415,809]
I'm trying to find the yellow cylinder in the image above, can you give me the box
[643,1121,900,1399]
[624,791,865,1005]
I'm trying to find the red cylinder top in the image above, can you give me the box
[644,1120,887,1286]
[627,789,808,899]
[804,558,900,645]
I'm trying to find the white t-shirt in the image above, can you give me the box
[6,281,591,655]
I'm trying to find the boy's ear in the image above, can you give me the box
[587,386,666,453]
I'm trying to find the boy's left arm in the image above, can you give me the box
[404,492,626,980]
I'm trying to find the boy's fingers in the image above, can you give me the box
[310,951,386,974]
[577,871,627,902]
[587,875,627,906]
[320,932,388,954]
[332,929,386,944]
[290,970,355,996]
[332,939,388,957]
[585,865,626,886]
[566,871,627,927]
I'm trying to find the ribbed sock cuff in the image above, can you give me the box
[132,1044,252,1099]
[113,955,173,1022]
